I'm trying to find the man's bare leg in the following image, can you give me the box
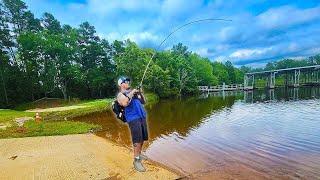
[133,142,145,172]
[139,141,147,160]
[133,142,142,158]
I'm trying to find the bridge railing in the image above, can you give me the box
[198,84,244,91]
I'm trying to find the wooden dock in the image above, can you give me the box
[198,84,244,92]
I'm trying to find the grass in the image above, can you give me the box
[0,99,110,139]
[0,110,34,123]
[41,99,113,121]
[14,98,83,111]
[0,121,100,139]
[0,93,159,139]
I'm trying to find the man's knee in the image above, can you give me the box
[134,142,143,148]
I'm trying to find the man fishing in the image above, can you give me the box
[114,18,231,173]
[116,76,148,172]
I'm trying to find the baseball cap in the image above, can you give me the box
[117,77,130,86]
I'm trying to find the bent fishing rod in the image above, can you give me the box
[138,18,232,89]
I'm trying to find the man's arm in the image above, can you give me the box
[117,93,130,107]
[117,89,139,107]
[137,92,146,104]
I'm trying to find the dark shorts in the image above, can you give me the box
[128,118,148,144]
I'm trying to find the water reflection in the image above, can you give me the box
[147,96,235,138]
[243,87,320,103]
[146,87,320,179]
[74,87,320,179]
[73,95,236,147]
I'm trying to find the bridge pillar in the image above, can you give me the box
[294,87,299,99]
[268,72,276,89]
[284,73,288,87]
[269,89,275,100]
[244,75,248,87]
[294,70,300,87]
[251,74,255,89]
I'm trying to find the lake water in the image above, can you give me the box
[74,87,320,179]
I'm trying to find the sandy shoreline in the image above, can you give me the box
[0,134,180,180]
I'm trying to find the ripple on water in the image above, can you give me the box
[146,96,320,179]
[76,88,320,179]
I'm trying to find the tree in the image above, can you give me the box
[240,65,251,73]
[212,62,230,84]
[150,51,176,97]
[265,62,275,70]
[2,0,41,63]
[172,43,190,58]
[2,0,28,34]
[309,55,320,65]
[189,54,217,86]
[225,61,236,83]
[77,22,115,98]
[0,2,14,106]
[115,40,152,87]
[99,39,117,96]
[17,31,44,100]
[41,13,61,33]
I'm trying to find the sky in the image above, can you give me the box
[23,0,320,67]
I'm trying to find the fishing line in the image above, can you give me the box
[139,18,232,88]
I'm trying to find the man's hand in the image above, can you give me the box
[138,88,144,93]
[127,89,139,99]
[132,89,139,94]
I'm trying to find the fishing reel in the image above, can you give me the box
[133,85,145,104]
[133,85,142,97]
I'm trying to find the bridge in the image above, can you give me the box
[198,84,243,92]
[244,65,320,90]
[198,65,320,92]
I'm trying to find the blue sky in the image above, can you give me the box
[24,0,320,67]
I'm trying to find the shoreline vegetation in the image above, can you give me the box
[0,93,158,139]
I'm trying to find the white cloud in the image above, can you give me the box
[215,44,230,52]
[286,56,307,60]
[214,56,228,62]
[195,48,210,57]
[101,31,160,47]
[230,47,273,59]
[124,32,159,43]
[68,3,86,11]
[99,32,122,42]
[244,62,267,68]
[288,43,298,52]
[218,26,235,41]
[87,0,160,15]
[160,0,202,19]
[257,6,320,29]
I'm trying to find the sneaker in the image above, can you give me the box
[139,154,148,160]
[133,158,146,172]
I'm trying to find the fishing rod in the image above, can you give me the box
[138,18,232,89]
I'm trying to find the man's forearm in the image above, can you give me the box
[127,90,135,99]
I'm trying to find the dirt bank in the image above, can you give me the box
[0,134,179,180]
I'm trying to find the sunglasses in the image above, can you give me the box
[123,80,130,84]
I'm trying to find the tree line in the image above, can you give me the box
[240,55,320,73]
[0,0,319,108]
